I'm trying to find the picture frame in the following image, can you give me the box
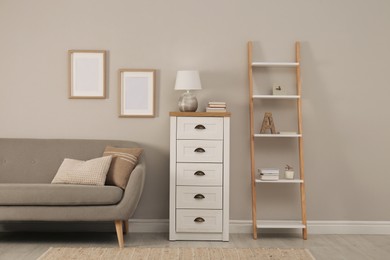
[69,50,106,99]
[119,69,156,117]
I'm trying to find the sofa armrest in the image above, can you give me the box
[115,156,146,220]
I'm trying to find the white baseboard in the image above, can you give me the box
[129,219,390,235]
[2,219,389,235]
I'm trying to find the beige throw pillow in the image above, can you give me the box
[51,156,112,186]
[103,146,143,189]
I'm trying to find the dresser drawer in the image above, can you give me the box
[177,117,223,140]
[176,186,222,209]
[176,209,222,233]
[177,140,223,163]
[176,163,222,186]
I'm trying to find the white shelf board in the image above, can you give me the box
[254,134,302,138]
[253,95,300,99]
[256,179,303,184]
[252,62,299,67]
[257,220,306,229]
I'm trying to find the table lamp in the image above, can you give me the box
[174,70,202,112]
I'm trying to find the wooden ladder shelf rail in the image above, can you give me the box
[247,41,307,240]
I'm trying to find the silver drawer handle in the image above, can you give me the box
[194,194,205,199]
[194,147,205,153]
[194,171,205,176]
[194,124,206,130]
[194,217,205,223]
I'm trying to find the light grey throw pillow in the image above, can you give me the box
[51,156,112,186]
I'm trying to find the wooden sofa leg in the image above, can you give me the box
[115,220,124,248]
[123,220,129,234]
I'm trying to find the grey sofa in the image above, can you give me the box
[0,138,146,248]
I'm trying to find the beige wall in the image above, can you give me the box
[1,0,389,222]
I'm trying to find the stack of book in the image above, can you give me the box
[206,101,227,112]
[258,168,279,181]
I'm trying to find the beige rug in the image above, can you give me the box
[38,247,315,260]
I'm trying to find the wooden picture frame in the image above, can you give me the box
[119,69,156,117]
[69,50,106,99]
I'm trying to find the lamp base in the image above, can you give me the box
[178,91,198,112]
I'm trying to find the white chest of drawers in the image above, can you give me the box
[169,112,230,241]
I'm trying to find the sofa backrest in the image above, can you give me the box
[0,138,141,184]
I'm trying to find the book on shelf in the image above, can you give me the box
[206,107,227,112]
[260,172,279,176]
[206,101,227,112]
[208,105,226,108]
[258,168,279,180]
[259,168,279,174]
[208,103,226,107]
[277,131,298,135]
[259,174,279,181]
[208,101,226,105]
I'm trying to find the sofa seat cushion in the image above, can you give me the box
[0,184,123,206]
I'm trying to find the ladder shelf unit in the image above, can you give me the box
[248,41,307,240]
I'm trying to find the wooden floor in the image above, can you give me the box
[0,232,389,260]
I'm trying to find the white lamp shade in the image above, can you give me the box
[174,70,202,90]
